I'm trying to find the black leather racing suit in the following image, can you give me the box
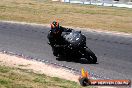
[47,26,72,56]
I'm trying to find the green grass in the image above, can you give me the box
[0,65,93,88]
[0,66,11,73]
[0,0,132,33]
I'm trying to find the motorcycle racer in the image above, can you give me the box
[47,20,72,56]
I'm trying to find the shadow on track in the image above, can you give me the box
[56,57,98,64]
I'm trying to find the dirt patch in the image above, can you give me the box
[0,52,79,82]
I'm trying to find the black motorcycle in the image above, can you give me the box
[48,30,97,63]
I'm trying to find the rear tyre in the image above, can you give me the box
[85,48,97,64]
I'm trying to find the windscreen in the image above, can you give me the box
[65,31,81,43]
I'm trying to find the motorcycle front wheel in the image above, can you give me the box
[85,48,97,64]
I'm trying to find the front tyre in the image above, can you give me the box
[85,48,97,64]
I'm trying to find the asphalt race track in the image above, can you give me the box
[0,21,132,80]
